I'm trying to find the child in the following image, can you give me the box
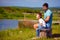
[33,13,46,37]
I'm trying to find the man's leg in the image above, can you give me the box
[47,29,52,38]
[46,24,52,37]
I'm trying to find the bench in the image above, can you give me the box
[40,29,52,38]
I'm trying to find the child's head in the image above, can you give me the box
[36,13,42,19]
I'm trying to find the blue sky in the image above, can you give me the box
[0,0,60,7]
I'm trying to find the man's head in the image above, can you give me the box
[36,13,42,19]
[42,3,48,11]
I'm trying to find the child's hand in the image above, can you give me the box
[40,23,43,26]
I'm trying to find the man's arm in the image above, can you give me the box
[44,16,50,22]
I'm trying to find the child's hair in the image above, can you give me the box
[37,13,42,18]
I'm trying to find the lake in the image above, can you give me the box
[0,19,18,30]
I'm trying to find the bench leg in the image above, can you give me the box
[40,31,47,38]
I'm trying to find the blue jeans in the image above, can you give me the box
[36,24,46,37]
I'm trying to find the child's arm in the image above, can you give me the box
[39,19,43,26]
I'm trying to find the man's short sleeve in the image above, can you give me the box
[46,10,52,17]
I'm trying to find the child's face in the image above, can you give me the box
[36,14,40,19]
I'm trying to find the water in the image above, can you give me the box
[0,19,18,30]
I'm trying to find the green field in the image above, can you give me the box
[0,24,60,40]
[0,7,60,21]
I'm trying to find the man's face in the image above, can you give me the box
[42,6,47,11]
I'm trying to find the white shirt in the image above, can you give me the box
[39,18,46,27]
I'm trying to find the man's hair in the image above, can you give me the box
[37,13,42,18]
[43,3,48,8]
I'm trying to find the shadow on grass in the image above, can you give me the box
[52,34,60,38]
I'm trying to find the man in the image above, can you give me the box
[42,3,53,37]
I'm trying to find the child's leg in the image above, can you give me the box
[33,23,43,37]
[36,24,42,37]
[36,28,40,37]
[33,23,40,37]
[33,24,38,30]
[36,24,45,37]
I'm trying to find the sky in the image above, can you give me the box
[0,0,60,7]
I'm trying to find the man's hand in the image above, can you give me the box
[44,16,50,22]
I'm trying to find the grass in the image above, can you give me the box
[0,24,60,40]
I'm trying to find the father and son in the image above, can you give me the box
[33,3,53,38]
